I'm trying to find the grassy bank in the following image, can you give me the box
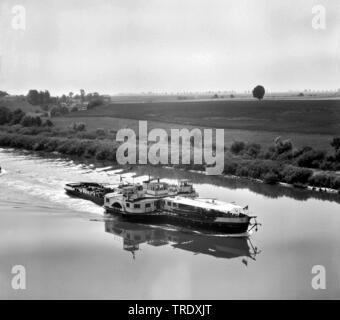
[0,131,119,161]
[0,130,339,192]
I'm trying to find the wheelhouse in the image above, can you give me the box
[144,181,169,197]
[177,179,196,195]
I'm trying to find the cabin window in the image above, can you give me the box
[145,203,151,208]
[167,201,172,206]
[126,203,130,208]
[134,204,141,209]
[105,198,109,203]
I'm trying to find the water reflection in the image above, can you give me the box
[105,218,260,265]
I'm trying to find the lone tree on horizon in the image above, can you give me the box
[252,85,265,100]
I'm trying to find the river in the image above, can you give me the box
[0,148,339,299]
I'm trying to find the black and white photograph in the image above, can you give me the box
[0,0,339,303]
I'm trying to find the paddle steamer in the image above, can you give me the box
[65,177,258,233]
[103,179,257,234]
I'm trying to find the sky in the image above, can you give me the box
[0,0,340,95]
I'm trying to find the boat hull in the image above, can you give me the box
[166,215,250,234]
[65,189,104,206]
[108,210,251,234]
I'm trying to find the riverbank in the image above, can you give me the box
[0,130,339,195]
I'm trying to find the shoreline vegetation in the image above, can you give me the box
[0,128,339,194]
[1,94,339,194]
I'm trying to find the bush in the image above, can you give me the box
[281,166,313,184]
[308,174,340,190]
[319,161,334,171]
[235,165,249,177]
[10,109,25,125]
[335,149,340,162]
[296,149,325,168]
[331,137,340,151]
[330,177,340,190]
[95,142,116,161]
[96,128,106,136]
[20,115,42,127]
[83,142,98,158]
[72,122,86,132]
[44,119,54,127]
[50,106,69,117]
[274,137,293,154]
[265,137,294,161]
[0,106,12,125]
[245,143,261,158]
[263,172,280,184]
[308,173,331,188]
[223,159,282,181]
[230,141,245,154]
[223,161,238,175]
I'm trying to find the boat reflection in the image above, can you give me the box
[105,219,260,265]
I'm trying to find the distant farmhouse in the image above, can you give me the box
[62,98,89,111]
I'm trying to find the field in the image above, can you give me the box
[52,116,335,151]
[1,96,339,151]
[67,99,340,135]
[60,99,340,151]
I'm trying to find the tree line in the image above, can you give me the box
[0,106,53,127]
[230,137,340,171]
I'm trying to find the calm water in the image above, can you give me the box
[0,148,339,299]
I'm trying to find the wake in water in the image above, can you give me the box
[0,150,128,215]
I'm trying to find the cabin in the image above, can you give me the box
[143,179,169,197]
[162,196,248,219]
[104,184,160,214]
[177,179,196,195]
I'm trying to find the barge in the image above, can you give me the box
[64,182,128,205]
[103,180,258,234]
[65,177,259,234]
